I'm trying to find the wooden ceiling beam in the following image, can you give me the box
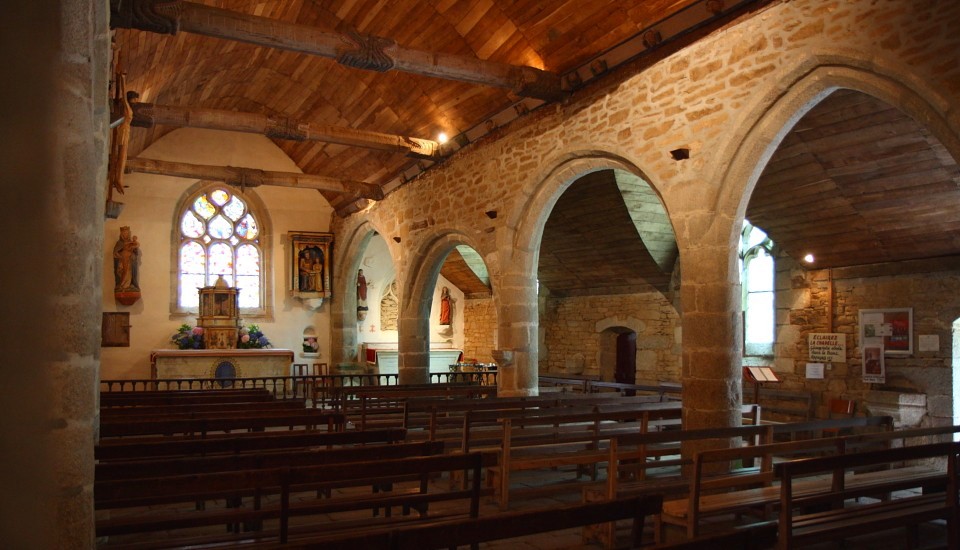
[110,0,563,101]
[131,101,441,159]
[125,157,384,200]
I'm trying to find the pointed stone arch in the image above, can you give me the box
[330,220,396,365]
[398,229,499,384]
[505,151,674,395]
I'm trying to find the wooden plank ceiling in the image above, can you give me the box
[748,89,960,270]
[117,4,960,293]
[117,0,699,212]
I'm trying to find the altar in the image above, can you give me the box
[151,349,295,380]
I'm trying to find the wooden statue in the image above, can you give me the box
[113,226,142,305]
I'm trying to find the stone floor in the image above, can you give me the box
[99,466,953,549]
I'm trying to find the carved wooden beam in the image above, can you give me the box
[110,0,563,101]
[131,102,441,159]
[125,157,384,200]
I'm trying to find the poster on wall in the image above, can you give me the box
[859,308,912,356]
[861,340,885,384]
[808,333,846,362]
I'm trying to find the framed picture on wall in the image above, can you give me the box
[290,232,334,299]
[859,308,913,356]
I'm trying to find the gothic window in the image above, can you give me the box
[176,185,266,315]
[740,221,775,356]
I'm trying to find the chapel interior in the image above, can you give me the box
[4,0,960,547]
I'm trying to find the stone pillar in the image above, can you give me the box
[397,308,430,384]
[0,1,109,547]
[496,272,539,397]
[678,219,743,457]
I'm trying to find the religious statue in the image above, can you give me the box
[113,226,142,305]
[357,269,369,321]
[439,286,453,325]
[298,246,325,292]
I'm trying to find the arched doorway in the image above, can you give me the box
[598,326,637,385]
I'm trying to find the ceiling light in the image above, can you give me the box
[803,253,815,263]
[437,132,448,144]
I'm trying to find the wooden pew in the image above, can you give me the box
[405,393,662,450]
[344,384,497,430]
[776,441,959,549]
[96,440,445,481]
[96,452,494,546]
[185,494,663,550]
[580,422,769,547]
[95,427,406,461]
[484,402,688,509]
[656,416,897,542]
[745,386,814,424]
[100,398,308,417]
[98,409,346,438]
[100,389,277,407]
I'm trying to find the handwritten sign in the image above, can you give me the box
[808,333,846,363]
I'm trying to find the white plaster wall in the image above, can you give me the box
[101,128,334,379]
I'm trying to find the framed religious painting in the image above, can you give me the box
[859,308,913,356]
[290,232,333,300]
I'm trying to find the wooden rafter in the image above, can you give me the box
[131,102,441,159]
[110,0,563,101]
[125,157,384,200]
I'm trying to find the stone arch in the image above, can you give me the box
[503,152,673,395]
[716,55,960,246]
[595,317,647,382]
[683,56,960,432]
[330,219,395,365]
[398,229,499,384]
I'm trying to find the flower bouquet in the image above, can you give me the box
[302,336,319,354]
[238,324,272,349]
[171,323,204,349]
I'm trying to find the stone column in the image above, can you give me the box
[397,313,430,384]
[495,272,539,397]
[0,1,109,547]
[678,223,743,456]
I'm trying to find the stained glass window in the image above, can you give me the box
[178,187,262,310]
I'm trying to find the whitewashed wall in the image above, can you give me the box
[101,128,334,379]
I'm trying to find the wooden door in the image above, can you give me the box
[615,332,637,387]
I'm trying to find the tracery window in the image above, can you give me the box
[176,186,265,313]
[740,221,775,356]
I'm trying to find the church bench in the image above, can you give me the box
[656,416,900,542]
[483,403,687,509]
[95,451,493,546]
[99,398,309,417]
[775,441,959,549]
[581,422,770,547]
[98,409,346,438]
[180,494,663,550]
[404,393,661,450]
[343,384,497,430]
[651,521,778,550]
[744,386,814,424]
[538,374,595,393]
[100,389,277,407]
[585,380,675,400]
[95,426,407,461]
[95,440,444,481]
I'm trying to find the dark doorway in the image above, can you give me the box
[615,331,637,389]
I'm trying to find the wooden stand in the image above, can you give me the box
[743,366,780,406]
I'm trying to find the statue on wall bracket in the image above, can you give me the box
[290,231,334,310]
[113,225,142,305]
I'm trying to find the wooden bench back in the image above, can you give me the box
[95,426,406,461]
[99,409,345,438]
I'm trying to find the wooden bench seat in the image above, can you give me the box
[776,441,959,549]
